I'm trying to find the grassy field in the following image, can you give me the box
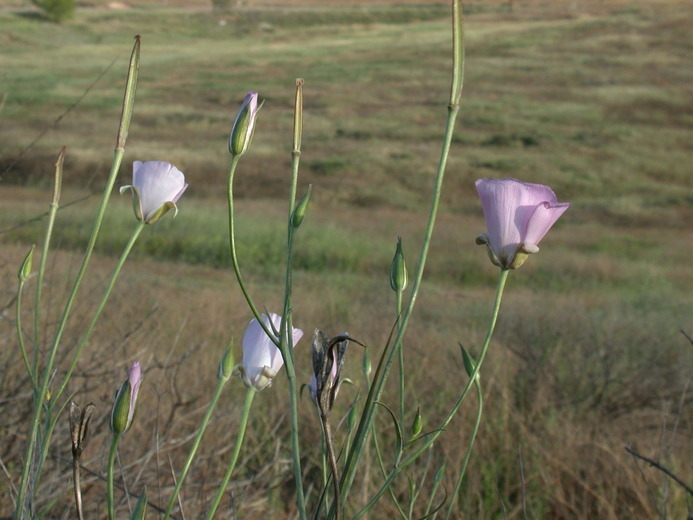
[1,1,691,518]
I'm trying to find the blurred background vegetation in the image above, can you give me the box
[0,0,691,518]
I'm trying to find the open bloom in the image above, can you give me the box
[120,161,188,224]
[110,361,142,434]
[239,313,303,391]
[475,178,570,269]
[229,91,263,157]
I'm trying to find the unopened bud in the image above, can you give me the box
[411,406,422,437]
[460,346,479,381]
[110,362,142,434]
[390,237,408,293]
[18,245,35,282]
[291,185,312,229]
[362,349,372,380]
[218,343,235,381]
[229,91,263,157]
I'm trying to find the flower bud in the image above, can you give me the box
[229,91,264,157]
[411,406,422,437]
[389,237,408,293]
[130,487,147,520]
[218,343,235,381]
[18,245,35,282]
[460,346,479,381]
[110,362,142,434]
[362,349,372,380]
[291,185,312,229]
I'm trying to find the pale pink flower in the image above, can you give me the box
[120,161,188,224]
[229,91,263,157]
[475,178,569,269]
[240,313,303,391]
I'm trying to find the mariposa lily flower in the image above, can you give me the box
[110,361,142,434]
[475,178,570,269]
[239,313,303,391]
[120,161,188,224]
[229,91,264,157]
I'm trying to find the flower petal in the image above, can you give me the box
[522,201,570,249]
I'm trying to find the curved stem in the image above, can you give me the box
[16,278,38,393]
[338,102,461,509]
[349,269,509,520]
[107,434,121,520]
[162,374,229,520]
[204,387,255,520]
[225,156,279,346]
[444,377,483,519]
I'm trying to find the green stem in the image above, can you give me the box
[31,222,146,492]
[107,434,122,520]
[204,387,256,520]
[444,377,483,519]
[162,373,230,520]
[32,149,63,390]
[15,148,126,520]
[225,156,278,346]
[16,278,38,393]
[395,291,404,423]
[348,269,509,520]
[277,77,308,520]
[15,36,139,519]
[52,222,145,405]
[338,103,461,510]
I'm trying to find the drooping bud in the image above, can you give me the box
[411,406,422,437]
[229,91,264,157]
[18,245,35,283]
[110,362,142,434]
[217,343,235,381]
[389,237,408,293]
[291,185,312,229]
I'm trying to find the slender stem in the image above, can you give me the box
[32,148,63,390]
[338,103,461,509]
[163,374,229,520]
[321,415,341,520]
[52,222,146,406]
[349,269,509,520]
[16,278,38,393]
[395,291,404,423]
[107,434,121,520]
[31,222,146,493]
[15,151,126,520]
[204,387,255,520]
[15,37,139,519]
[276,77,308,520]
[73,454,84,520]
[225,156,278,346]
[335,5,465,512]
[444,378,483,519]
